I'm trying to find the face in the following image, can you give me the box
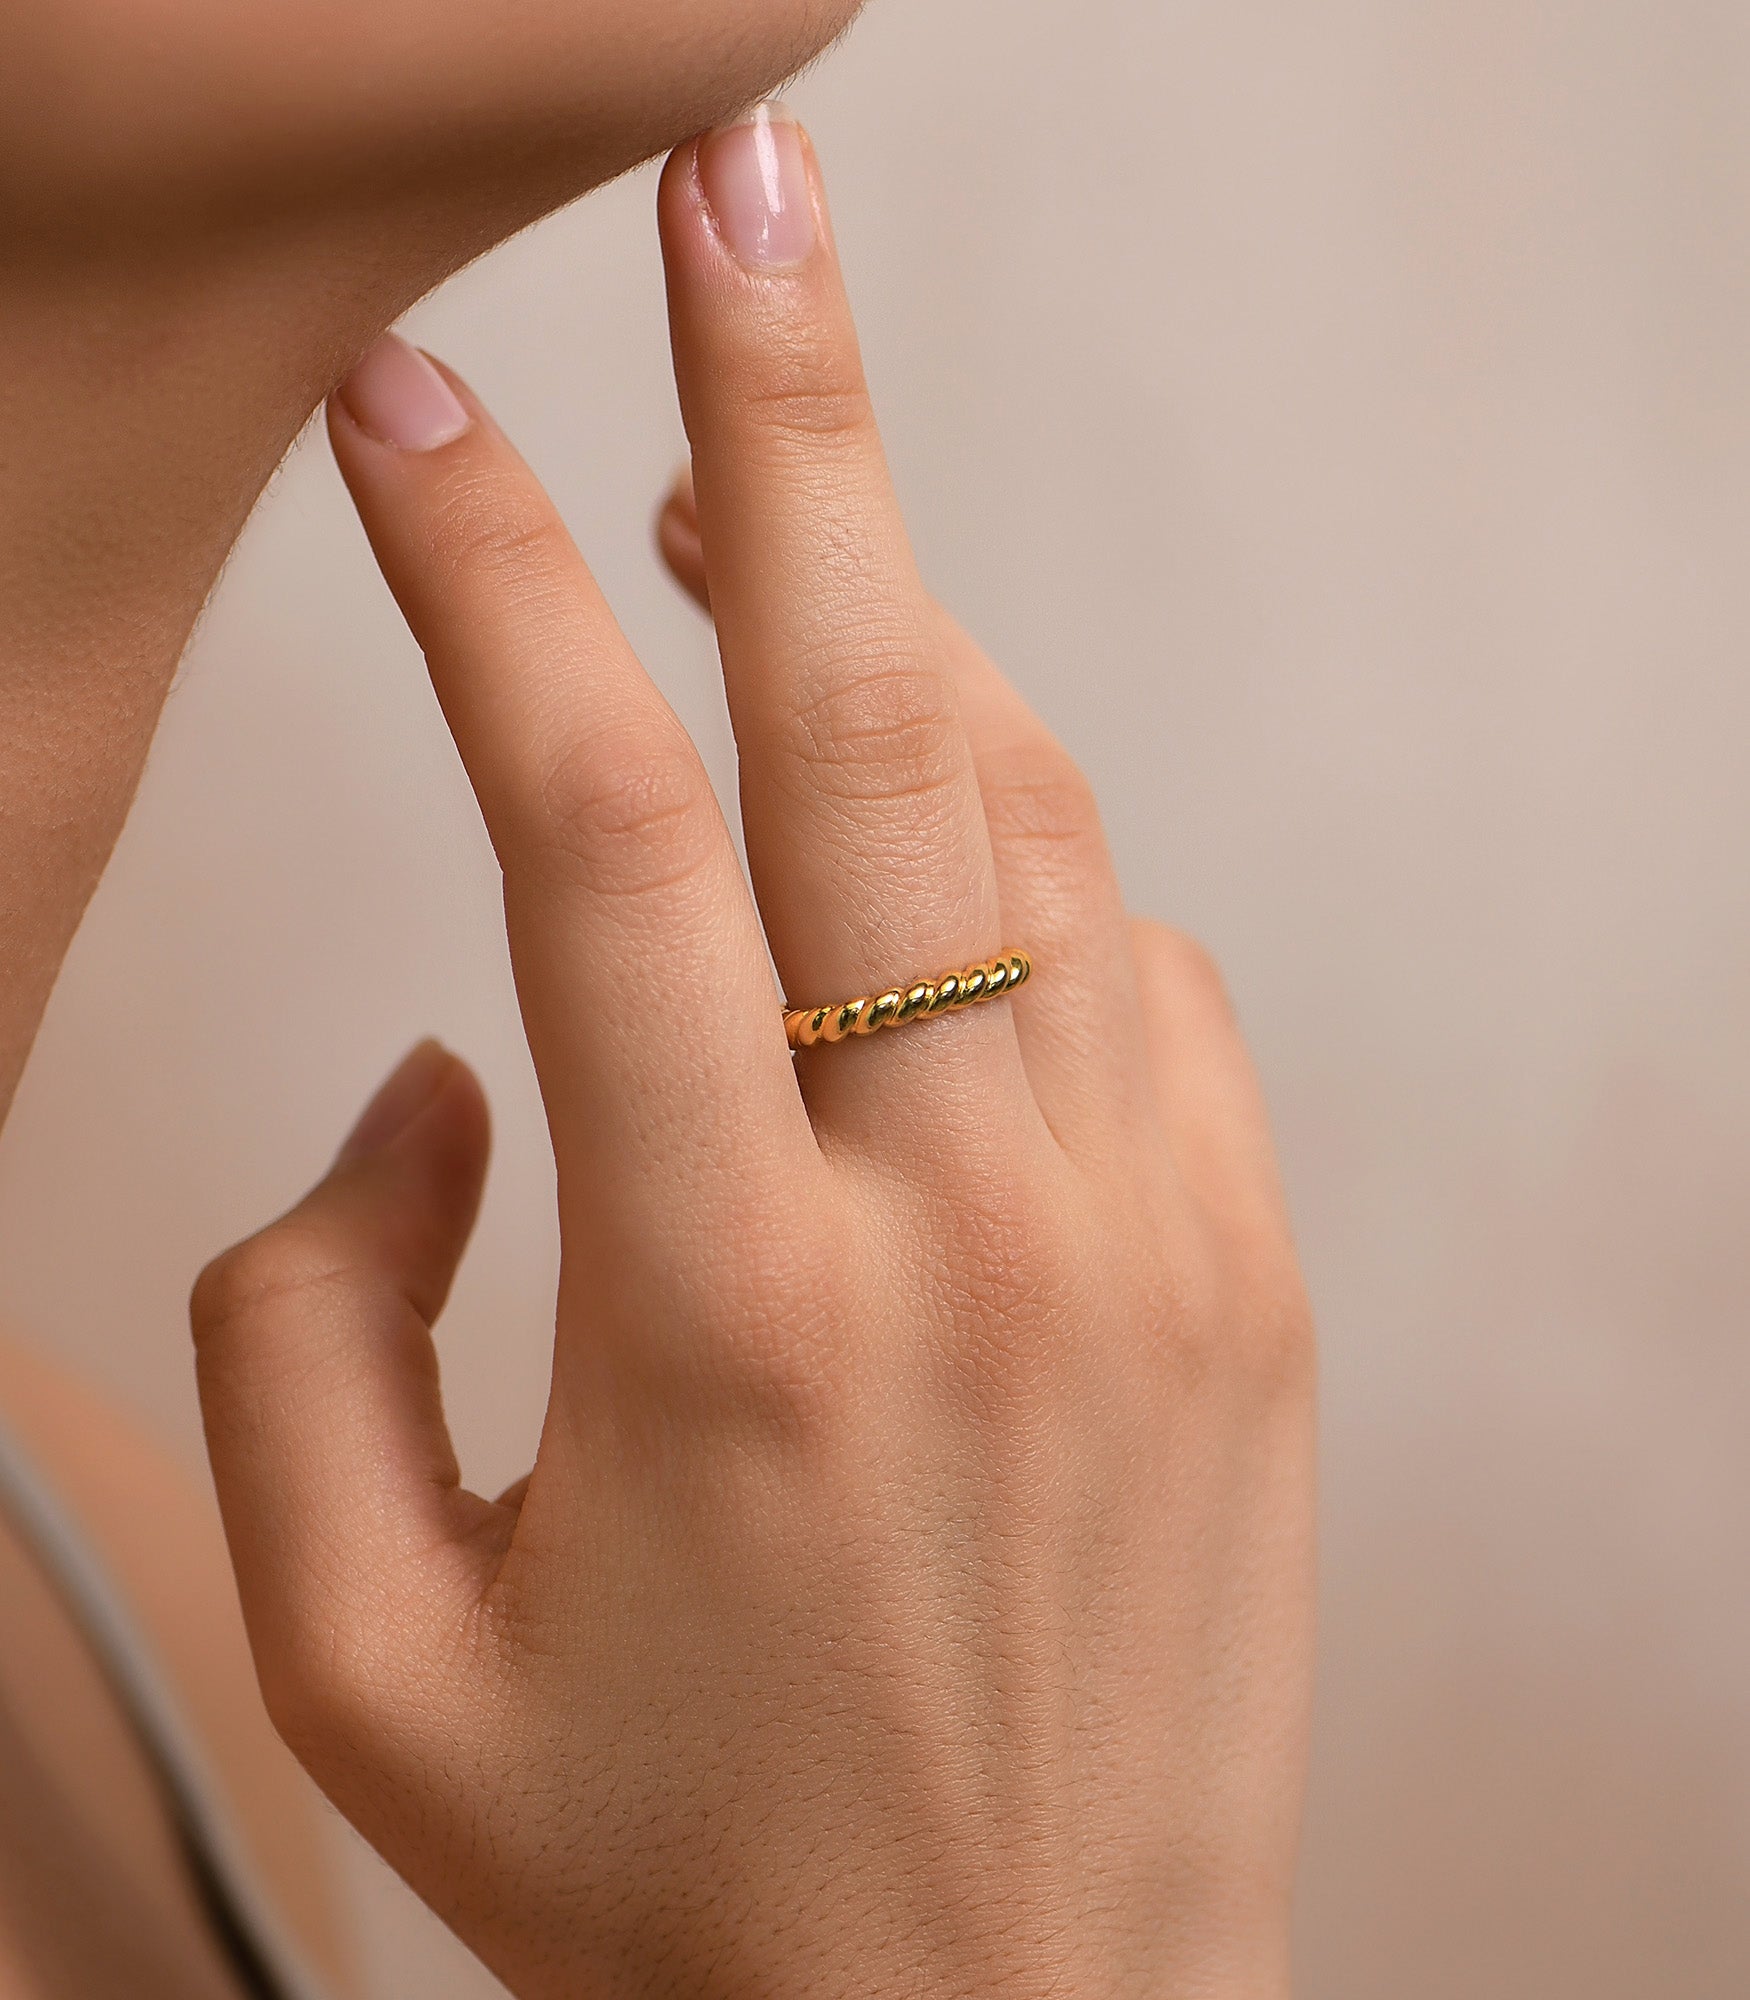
[1,0,865,245]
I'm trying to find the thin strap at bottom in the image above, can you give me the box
[0,1409,339,2000]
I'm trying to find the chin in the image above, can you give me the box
[0,0,867,246]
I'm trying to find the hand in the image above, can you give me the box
[192,105,1316,2000]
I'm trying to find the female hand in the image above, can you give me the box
[192,105,1316,2000]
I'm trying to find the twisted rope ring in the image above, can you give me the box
[784,950,1032,1051]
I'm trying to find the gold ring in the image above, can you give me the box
[784,950,1032,1051]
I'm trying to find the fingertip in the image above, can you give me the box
[659,105,830,284]
[694,102,818,273]
[664,461,698,524]
[288,1046,489,1335]
[336,1038,458,1166]
[332,1042,491,1250]
[330,333,473,454]
[410,1047,493,1190]
[656,491,711,612]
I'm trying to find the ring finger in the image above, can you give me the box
[658,105,1033,1148]
[659,471,1156,1161]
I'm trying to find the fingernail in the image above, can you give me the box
[337,1040,453,1164]
[335,334,471,452]
[696,100,816,271]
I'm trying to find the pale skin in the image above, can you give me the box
[0,5,1313,1993]
[190,109,1318,2000]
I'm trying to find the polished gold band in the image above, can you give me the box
[784,950,1032,1051]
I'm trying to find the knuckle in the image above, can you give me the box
[1131,918,1236,1024]
[743,375,877,450]
[1146,1222,1316,1402]
[692,1226,853,1424]
[530,722,720,900]
[255,1646,350,1769]
[1140,1236,1232,1385]
[930,1165,1095,1389]
[257,1622,398,1777]
[190,1225,353,1349]
[736,329,878,451]
[980,748,1107,864]
[188,1246,253,1346]
[422,478,567,590]
[951,1178,1070,1321]
[778,655,965,809]
[1234,1268,1319,1397]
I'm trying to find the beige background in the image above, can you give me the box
[1,0,1747,1991]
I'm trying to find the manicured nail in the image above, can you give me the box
[335,334,471,452]
[337,1040,453,1164]
[697,100,816,271]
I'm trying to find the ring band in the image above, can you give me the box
[784,950,1032,1051]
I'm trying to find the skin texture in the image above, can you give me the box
[193,117,1318,2000]
[0,4,860,1992]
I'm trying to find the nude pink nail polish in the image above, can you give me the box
[335,334,470,452]
[697,101,817,271]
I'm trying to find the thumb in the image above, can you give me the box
[191,1040,502,1745]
